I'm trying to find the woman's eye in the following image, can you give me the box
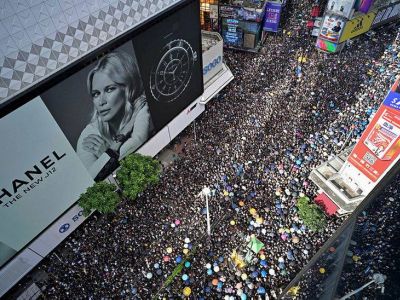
[92,91,100,98]
[106,86,116,93]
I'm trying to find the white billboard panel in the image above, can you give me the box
[0,98,94,266]
[326,0,356,18]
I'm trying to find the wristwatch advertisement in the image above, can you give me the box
[132,0,203,130]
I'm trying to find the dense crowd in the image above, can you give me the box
[16,0,399,299]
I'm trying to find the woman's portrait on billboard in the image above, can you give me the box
[76,51,153,179]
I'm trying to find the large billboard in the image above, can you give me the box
[0,0,203,269]
[319,14,346,43]
[338,11,376,42]
[263,2,282,32]
[341,79,400,194]
[326,0,356,18]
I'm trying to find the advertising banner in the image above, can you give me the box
[263,2,282,32]
[312,17,323,37]
[0,98,94,267]
[346,80,400,184]
[41,0,203,182]
[339,11,376,42]
[326,0,356,18]
[316,38,339,53]
[319,15,346,42]
[220,5,265,22]
[222,18,244,47]
[0,0,203,269]
[372,1,400,28]
[357,0,374,13]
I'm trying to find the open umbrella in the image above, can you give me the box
[185,261,191,268]
[183,287,191,296]
[166,247,173,254]
[176,256,182,263]
[146,272,153,279]
[163,255,170,262]
[154,263,160,269]
[184,238,190,243]
[212,278,219,286]
[261,270,267,278]
[257,287,266,294]
[207,269,213,275]
[182,274,189,281]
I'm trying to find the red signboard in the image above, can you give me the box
[348,79,400,182]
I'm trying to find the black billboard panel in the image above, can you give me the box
[132,0,203,130]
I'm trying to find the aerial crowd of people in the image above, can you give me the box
[15,0,399,299]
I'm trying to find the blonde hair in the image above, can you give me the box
[87,51,145,142]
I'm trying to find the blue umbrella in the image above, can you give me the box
[154,263,160,269]
[207,269,213,275]
[131,287,137,295]
[257,287,266,294]
[241,294,247,300]
[218,256,224,263]
[261,270,267,278]
[156,269,162,275]
[176,256,182,263]
[260,260,267,267]
[251,271,259,278]
[185,261,191,268]
[182,274,189,281]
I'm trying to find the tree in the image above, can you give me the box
[296,196,327,232]
[78,181,120,217]
[116,153,162,200]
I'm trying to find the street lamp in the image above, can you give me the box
[339,273,386,300]
[198,186,212,236]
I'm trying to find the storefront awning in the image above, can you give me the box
[315,193,338,216]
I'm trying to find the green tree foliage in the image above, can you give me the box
[78,181,120,217]
[296,196,327,232]
[116,153,162,200]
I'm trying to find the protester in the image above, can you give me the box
[23,1,400,299]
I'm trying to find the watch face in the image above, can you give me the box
[150,39,197,103]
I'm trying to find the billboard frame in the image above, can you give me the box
[0,0,203,271]
[0,0,203,119]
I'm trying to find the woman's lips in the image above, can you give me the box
[100,109,111,116]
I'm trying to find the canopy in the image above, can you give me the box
[315,193,338,216]
[247,236,265,254]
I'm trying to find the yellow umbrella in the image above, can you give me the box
[223,190,229,196]
[183,248,189,255]
[249,208,257,215]
[166,247,172,254]
[260,254,266,260]
[256,216,263,224]
[183,287,191,296]
[230,220,236,225]
[319,268,325,274]
[241,273,248,280]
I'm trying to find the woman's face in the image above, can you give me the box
[91,71,125,123]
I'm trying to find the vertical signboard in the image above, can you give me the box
[263,2,282,32]
[326,0,356,18]
[357,0,374,13]
[342,79,400,193]
[319,14,346,43]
